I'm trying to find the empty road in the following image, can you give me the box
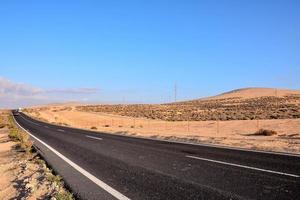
[13,112,300,200]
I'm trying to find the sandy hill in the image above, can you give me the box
[208,87,300,100]
[26,87,300,121]
[23,88,300,154]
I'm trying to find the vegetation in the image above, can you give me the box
[75,95,300,121]
[8,116,32,153]
[4,111,74,199]
[253,129,278,136]
[54,191,74,200]
[36,157,74,200]
[0,115,6,128]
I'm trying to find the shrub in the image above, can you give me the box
[54,191,74,200]
[0,123,5,129]
[9,129,19,141]
[90,126,97,130]
[46,173,62,186]
[8,116,32,152]
[19,132,33,152]
[254,129,277,136]
[104,125,110,127]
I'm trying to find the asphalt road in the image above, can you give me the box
[13,112,300,200]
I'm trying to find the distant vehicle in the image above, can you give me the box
[12,108,22,116]
[13,111,19,116]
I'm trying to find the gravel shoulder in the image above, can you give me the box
[0,110,73,200]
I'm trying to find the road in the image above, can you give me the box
[13,112,300,200]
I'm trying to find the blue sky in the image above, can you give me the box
[0,0,300,107]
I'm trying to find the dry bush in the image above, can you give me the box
[253,129,277,136]
[8,116,32,152]
[90,126,97,130]
[0,123,5,129]
[9,128,33,152]
[75,95,300,121]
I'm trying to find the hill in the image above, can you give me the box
[72,87,300,121]
[23,87,300,154]
[207,87,300,100]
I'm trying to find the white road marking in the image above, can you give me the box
[44,126,49,128]
[124,135,300,158]
[19,115,40,126]
[186,155,300,178]
[13,116,130,200]
[86,135,103,141]
[57,129,65,132]
[18,113,300,158]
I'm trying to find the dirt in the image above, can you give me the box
[23,88,300,154]
[24,106,300,154]
[73,88,300,121]
[0,110,72,200]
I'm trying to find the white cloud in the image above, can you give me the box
[0,77,99,108]
[45,88,100,94]
[0,77,42,96]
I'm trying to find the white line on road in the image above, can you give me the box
[44,126,49,128]
[144,137,300,158]
[19,113,300,158]
[13,116,130,200]
[86,135,103,141]
[57,129,65,132]
[186,155,300,178]
[20,115,40,126]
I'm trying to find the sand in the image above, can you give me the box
[0,110,72,199]
[209,87,300,100]
[25,106,300,154]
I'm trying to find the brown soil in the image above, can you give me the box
[73,88,300,121]
[0,110,72,200]
[23,88,300,154]
[24,106,300,154]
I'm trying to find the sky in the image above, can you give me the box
[0,0,300,108]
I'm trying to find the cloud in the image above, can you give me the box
[0,77,42,96]
[0,77,100,108]
[45,88,100,94]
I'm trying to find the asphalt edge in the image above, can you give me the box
[21,112,300,158]
[12,112,131,200]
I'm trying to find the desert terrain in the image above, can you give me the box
[24,88,300,154]
[0,110,73,200]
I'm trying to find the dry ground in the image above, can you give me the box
[24,88,300,154]
[24,105,300,154]
[76,88,300,121]
[0,110,73,200]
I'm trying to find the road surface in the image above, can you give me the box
[13,112,300,200]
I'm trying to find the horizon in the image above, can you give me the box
[1,81,299,109]
[1,1,300,108]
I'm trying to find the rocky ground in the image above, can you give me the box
[0,110,73,200]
